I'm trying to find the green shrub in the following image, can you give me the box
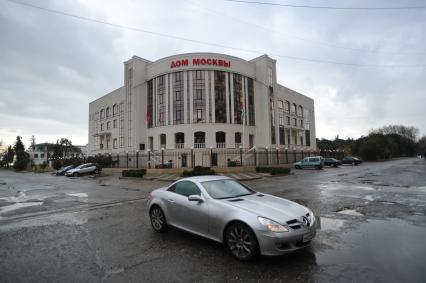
[40,161,47,169]
[122,169,146,178]
[52,160,62,170]
[256,166,290,175]
[182,166,215,177]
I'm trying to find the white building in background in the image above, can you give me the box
[27,143,87,165]
[88,53,316,156]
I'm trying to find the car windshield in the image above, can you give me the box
[201,179,255,199]
[75,164,85,169]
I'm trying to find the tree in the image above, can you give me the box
[13,136,29,170]
[29,135,36,150]
[418,136,426,154]
[370,125,419,142]
[1,146,14,167]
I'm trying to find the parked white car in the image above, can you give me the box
[65,163,101,177]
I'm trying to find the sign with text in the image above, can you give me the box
[170,58,231,69]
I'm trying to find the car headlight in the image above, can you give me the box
[258,216,289,233]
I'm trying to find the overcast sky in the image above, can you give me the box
[0,0,425,147]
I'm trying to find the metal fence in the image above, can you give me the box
[103,148,345,169]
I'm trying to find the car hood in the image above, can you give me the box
[293,161,301,165]
[223,193,308,224]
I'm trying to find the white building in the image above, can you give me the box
[88,53,316,156]
[27,143,87,165]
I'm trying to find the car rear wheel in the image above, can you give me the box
[150,206,168,232]
[225,222,259,261]
[295,165,301,169]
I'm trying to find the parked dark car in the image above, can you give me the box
[55,165,74,176]
[324,158,342,167]
[341,156,362,165]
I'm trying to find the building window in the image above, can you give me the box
[278,100,283,109]
[285,101,290,112]
[195,70,202,80]
[41,153,44,158]
[175,108,182,123]
[299,106,303,117]
[300,120,303,128]
[113,104,118,116]
[113,138,117,149]
[34,153,39,158]
[233,74,243,124]
[175,90,182,101]
[292,103,297,115]
[100,109,105,119]
[300,135,304,145]
[106,107,110,118]
[195,89,203,100]
[113,119,117,128]
[293,118,297,127]
[147,80,153,128]
[279,127,285,145]
[160,134,166,149]
[194,132,205,148]
[100,123,104,131]
[235,132,242,145]
[195,108,204,123]
[268,67,273,86]
[107,121,110,130]
[214,71,227,123]
[175,71,182,82]
[286,116,290,125]
[305,130,311,146]
[247,78,255,126]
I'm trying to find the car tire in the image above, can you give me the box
[94,169,99,174]
[225,222,259,261]
[73,172,79,177]
[150,205,168,233]
[295,165,301,169]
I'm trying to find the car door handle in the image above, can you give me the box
[167,199,175,203]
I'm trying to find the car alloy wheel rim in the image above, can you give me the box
[228,226,252,258]
[151,208,164,230]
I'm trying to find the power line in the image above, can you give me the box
[224,0,426,10]
[187,0,425,55]
[4,0,426,68]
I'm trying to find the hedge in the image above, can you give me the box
[122,169,146,178]
[256,166,291,175]
[182,166,215,177]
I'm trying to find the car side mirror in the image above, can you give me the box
[188,195,203,202]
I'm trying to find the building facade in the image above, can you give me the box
[88,53,316,156]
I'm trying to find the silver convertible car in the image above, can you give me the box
[148,175,316,261]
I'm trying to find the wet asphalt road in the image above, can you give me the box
[0,158,426,282]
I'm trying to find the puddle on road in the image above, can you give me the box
[67,193,89,198]
[0,211,88,231]
[337,209,364,216]
[0,202,43,214]
[317,218,426,282]
[318,217,346,231]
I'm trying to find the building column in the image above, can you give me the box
[205,70,210,123]
[184,71,188,124]
[230,73,235,124]
[225,73,230,124]
[189,71,193,124]
[244,77,249,126]
[210,71,215,123]
[169,74,174,126]
[165,74,169,126]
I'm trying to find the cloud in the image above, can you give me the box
[0,0,425,147]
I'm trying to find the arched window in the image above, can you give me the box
[216,132,226,148]
[285,101,290,112]
[160,134,166,149]
[100,109,105,119]
[106,107,110,118]
[175,132,185,149]
[113,104,118,116]
[299,106,303,117]
[292,103,297,115]
[194,132,205,148]
[235,132,242,148]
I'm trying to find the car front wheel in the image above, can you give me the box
[73,172,79,177]
[225,222,259,261]
[150,206,168,232]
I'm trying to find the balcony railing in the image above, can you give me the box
[216,143,226,148]
[175,143,184,149]
[194,143,206,149]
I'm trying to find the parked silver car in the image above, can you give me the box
[65,163,101,177]
[148,175,316,261]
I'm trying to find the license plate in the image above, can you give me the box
[302,233,314,243]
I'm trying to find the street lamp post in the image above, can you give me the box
[126,151,129,168]
[239,145,243,167]
[161,148,164,167]
[265,146,269,166]
[136,150,139,168]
